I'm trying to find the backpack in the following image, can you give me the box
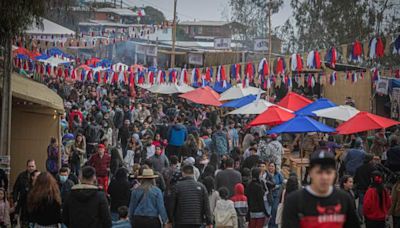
[213,132,228,155]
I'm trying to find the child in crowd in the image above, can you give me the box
[230,183,248,228]
[214,187,238,228]
[112,206,131,228]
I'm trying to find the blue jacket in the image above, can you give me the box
[168,124,187,146]
[112,220,131,228]
[345,148,366,176]
[128,186,167,223]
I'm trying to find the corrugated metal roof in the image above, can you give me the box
[26,18,75,35]
[179,20,230,26]
[96,8,138,16]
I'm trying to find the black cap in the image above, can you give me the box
[310,150,336,169]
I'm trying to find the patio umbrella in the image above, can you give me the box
[336,111,400,135]
[38,56,72,66]
[179,86,222,106]
[248,106,295,126]
[313,105,360,121]
[268,115,336,134]
[220,95,257,108]
[212,82,232,93]
[148,83,194,94]
[295,98,337,116]
[277,92,312,111]
[219,84,264,101]
[228,99,290,115]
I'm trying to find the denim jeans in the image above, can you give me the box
[358,191,365,222]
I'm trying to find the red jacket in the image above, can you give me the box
[88,153,111,177]
[363,187,392,221]
[68,110,83,129]
[230,183,248,216]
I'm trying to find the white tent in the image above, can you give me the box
[26,18,75,35]
[312,105,360,121]
[148,83,195,94]
[219,84,264,101]
[112,62,129,72]
[38,56,72,66]
[136,83,152,89]
[228,99,290,115]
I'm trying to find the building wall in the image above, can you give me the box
[94,12,108,21]
[10,107,60,187]
[323,69,372,112]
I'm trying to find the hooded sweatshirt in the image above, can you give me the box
[213,199,238,228]
[230,183,248,216]
[62,184,112,228]
[168,124,188,146]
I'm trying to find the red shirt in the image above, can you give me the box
[88,153,111,177]
[363,187,391,221]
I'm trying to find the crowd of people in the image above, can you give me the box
[5,76,400,228]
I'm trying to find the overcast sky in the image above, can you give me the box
[125,0,293,28]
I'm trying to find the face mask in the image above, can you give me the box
[59,175,68,183]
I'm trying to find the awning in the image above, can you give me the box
[0,73,64,112]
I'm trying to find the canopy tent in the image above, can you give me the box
[336,111,400,135]
[13,47,40,59]
[76,64,92,71]
[112,62,129,72]
[34,54,49,61]
[212,82,232,93]
[87,57,101,66]
[45,48,74,59]
[248,106,295,127]
[38,56,72,66]
[277,92,312,111]
[219,84,264,101]
[148,83,195,94]
[26,18,75,36]
[136,83,152,89]
[227,99,289,115]
[220,95,257,108]
[268,115,336,134]
[179,86,222,106]
[96,59,112,67]
[313,105,360,121]
[295,98,337,116]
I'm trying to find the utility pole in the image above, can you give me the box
[170,0,177,68]
[120,0,122,8]
[268,0,272,74]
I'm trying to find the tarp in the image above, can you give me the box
[295,98,337,116]
[313,105,360,121]
[336,111,400,135]
[228,99,289,115]
[268,115,336,134]
[212,82,232,93]
[219,84,264,101]
[220,95,257,108]
[248,106,295,126]
[277,92,312,111]
[179,86,222,106]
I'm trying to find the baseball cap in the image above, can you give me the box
[309,150,336,169]
[98,144,106,149]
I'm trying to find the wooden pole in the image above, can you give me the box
[267,0,272,98]
[171,0,177,68]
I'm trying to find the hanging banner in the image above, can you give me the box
[214,38,231,50]
[254,39,269,51]
[188,53,203,65]
[375,79,389,95]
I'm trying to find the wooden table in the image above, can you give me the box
[289,157,310,180]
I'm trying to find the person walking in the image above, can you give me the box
[128,169,168,228]
[168,165,212,228]
[246,167,268,228]
[230,183,248,228]
[344,140,365,176]
[282,150,360,228]
[0,188,11,228]
[216,158,242,198]
[88,144,111,191]
[267,162,284,228]
[213,187,238,228]
[363,171,391,228]
[27,172,62,227]
[108,168,131,221]
[13,159,36,227]
[62,166,112,228]
[46,137,59,176]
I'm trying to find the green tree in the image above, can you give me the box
[229,0,283,47]
[0,0,46,156]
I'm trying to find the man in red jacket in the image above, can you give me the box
[68,105,83,129]
[88,144,111,192]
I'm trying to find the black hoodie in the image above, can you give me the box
[62,184,112,228]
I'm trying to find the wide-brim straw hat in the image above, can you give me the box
[137,169,158,179]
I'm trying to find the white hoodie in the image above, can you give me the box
[213,199,238,228]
